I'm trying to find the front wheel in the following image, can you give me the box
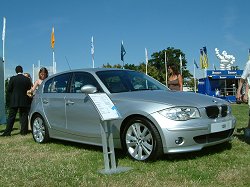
[121,117,163,161]
[31,114,50,143]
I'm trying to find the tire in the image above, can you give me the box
[31,114,50,143]
[121,117,163,161]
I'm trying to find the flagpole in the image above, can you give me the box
[179,54,182,75]
[193,59,197,93]
[165,51,168,87]
[145,48,148,75]
[2,17,6,62]
[2,17,6,82]
[52,50,56,74]
[1,17,7,124]
[32,64,35,84]
[2,17,6,100]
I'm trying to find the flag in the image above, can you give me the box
[194,59,199,69]
[165,51,168,86]
[200,48,205,69]
[2,17,6,41]
[91,36,94,68]
[179,54,182,75]
[91,36,94,55]
[51,27,55,49]
[202,46,208,68]
[121,41,126,61]
[193,59,197,93]
[145,48,148,74]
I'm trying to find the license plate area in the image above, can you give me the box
[211,121,233,133]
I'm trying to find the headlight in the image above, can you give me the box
[159,107,200,121]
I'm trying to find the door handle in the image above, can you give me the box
[66,100,74,105]
[42,99,49,104]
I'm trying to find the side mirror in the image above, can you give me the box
[81,85,97,94]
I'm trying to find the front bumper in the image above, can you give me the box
[150,112,236,154]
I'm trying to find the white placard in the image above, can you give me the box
[88,93,121,121]
[211,120,233,133]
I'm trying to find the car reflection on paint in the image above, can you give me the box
[29,68,236,161]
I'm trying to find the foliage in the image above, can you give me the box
[186,78,198,92]
[231,66,239,70]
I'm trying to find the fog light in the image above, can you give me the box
[175,137,184,145]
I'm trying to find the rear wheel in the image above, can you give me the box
[31,114,50,143]
[121,117,163,161]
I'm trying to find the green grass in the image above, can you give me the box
[0,104,249,187]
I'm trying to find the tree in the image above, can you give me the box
[231,66,239,70]
[102,47,192,85]
[148,47,192,84]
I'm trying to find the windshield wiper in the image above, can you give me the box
[131,88,157,91]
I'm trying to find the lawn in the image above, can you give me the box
[0,104,249,187]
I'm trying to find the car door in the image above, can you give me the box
[65,72,103,140]
[42,73,71,132]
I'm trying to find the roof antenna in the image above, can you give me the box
[65,56,71,70]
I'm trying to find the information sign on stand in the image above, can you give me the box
[88,93,132,174]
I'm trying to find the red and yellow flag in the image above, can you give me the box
[51,27,55,49]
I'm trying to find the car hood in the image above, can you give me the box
[110,90,228,108]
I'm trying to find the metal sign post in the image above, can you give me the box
[88,93,132,174]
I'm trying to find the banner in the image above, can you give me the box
[0,57,7,124]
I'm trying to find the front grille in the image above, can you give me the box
[221,105,228,117]
[193,129,234,144]
[205,105,228,118]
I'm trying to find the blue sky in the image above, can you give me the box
[1,0,250,79]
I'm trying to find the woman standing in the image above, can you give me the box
[27,67,48,96]
[167,64,183,91]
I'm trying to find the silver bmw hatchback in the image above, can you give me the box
[29,68,236,161]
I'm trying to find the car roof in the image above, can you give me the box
[53,68,134,75]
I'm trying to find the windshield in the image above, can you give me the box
[96,70,169,93]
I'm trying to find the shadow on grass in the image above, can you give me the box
[0,128,19,133]
[46,138,127,160]
[234,128,250,145]
[161,141,233,162]
[45,138,235,163]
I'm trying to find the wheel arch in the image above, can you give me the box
[120,114,165,145]
[119,114,165,160]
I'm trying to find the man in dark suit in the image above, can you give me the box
[1,65,32,136]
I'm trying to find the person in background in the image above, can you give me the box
[24,72,32,82]
[167,64,183,91]
[24,72,33,131]
[1,65,32,136]
[27,67,48,95]
[236,60,250,130]
[24,72,33,88]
